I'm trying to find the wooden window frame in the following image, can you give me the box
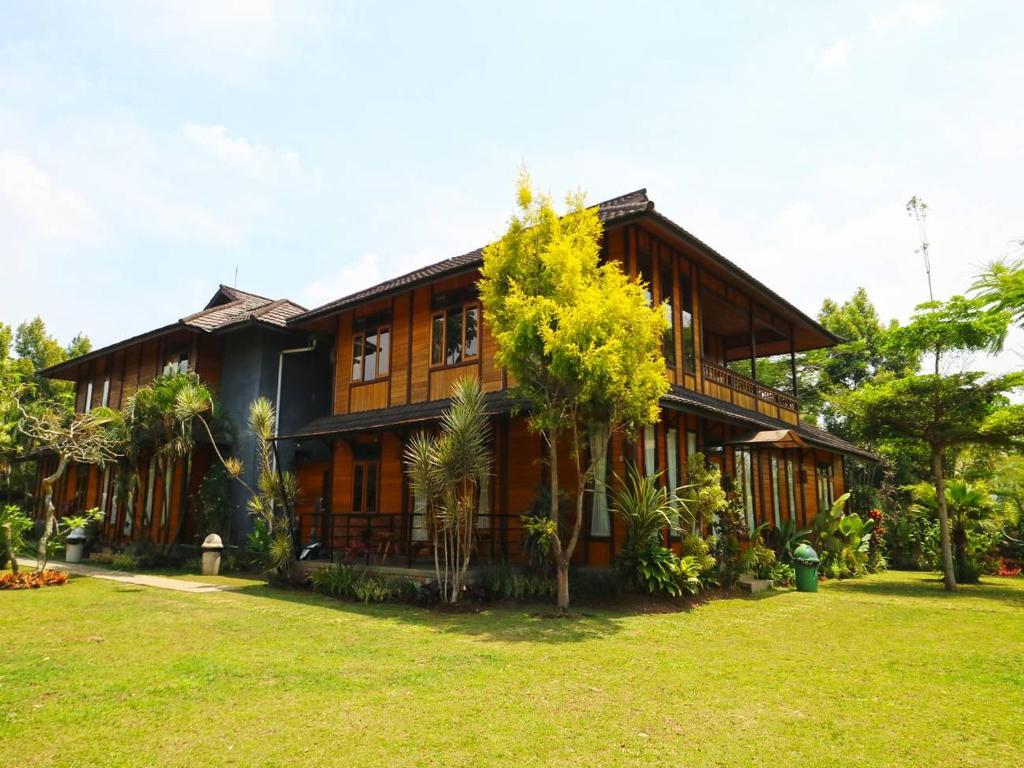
[352,458,380,514]
[351,325,392,385]
[429,301,481,370]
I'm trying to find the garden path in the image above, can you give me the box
[14,558,231,593]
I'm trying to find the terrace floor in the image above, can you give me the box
[2,570,1022,767]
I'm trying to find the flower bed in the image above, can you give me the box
[0,570,70,590]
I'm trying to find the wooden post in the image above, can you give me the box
[749,306,757,383]
[789,323,798,399]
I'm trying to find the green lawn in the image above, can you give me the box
[2,571,1022,767]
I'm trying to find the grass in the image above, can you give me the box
[2,571,1022,767]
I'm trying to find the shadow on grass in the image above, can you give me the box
[825,571,1024,608]
[220,581,733,644]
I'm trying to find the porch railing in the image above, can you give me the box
[701,360,799,418]
[294,509,530,568]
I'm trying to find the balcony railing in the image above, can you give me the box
[701,360,798,422]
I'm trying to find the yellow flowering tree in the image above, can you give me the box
[479,173,669,612]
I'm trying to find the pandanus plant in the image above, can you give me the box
[403,378,492,604]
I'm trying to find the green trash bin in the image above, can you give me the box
[793,543,820,593]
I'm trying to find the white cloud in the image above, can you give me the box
[111,0,330,81]
[0,149,101,244]
[816,38,853,70]
[182,122,302,179]
[869,2,946,34]
[298,252,387,309]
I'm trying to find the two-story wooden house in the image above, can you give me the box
[33,285,332,546]
[280,190,875,567]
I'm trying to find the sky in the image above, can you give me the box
[2,0,1022,374]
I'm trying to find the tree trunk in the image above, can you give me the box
[556,557,569,610]
[547,435,571,614]
[2,522,17,575]
[931,445,956,592]
[37,453,70,572]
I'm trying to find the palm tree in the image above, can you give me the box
[909,479,998,583]
[403,378,492,604]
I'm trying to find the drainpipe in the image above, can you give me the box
[273,340,317,468]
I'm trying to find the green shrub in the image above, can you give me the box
[111,553,141,571]
[769,562,795,588]
[480,562,556,601]
[309,564,419,604]
[740,524,776,580]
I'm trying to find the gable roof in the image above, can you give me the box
[290,189,654,324]
[289,189,840,351]
[39,286,306,380]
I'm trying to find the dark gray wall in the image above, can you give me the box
[215,327,332,544]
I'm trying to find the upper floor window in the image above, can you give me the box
[162,351,189,377]
[84,380,94,412]
[101,375,111,408]
[680,275,696,374]
[431,302,479,367]
[660,263,676,367]
[352,326,390,382]
[637,252,653,305]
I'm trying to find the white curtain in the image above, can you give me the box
[589,424,611,537]
[644,424,657,476]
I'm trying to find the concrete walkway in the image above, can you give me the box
[15,558,231,593]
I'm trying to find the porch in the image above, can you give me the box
[293,509,531,569]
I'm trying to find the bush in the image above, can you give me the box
[0,570,70,589]
[769,562,795,588]
[613,467,712,598]
[740,525,777,580]
[479,562,556,601]
[309,564,418,604]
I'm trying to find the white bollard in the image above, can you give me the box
[201,533,224,576]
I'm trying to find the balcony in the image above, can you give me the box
[701,360,798,425]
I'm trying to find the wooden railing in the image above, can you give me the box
[294,510,528,568]
[701,360,798,422]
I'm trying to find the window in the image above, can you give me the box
[736,447,755,531]
[589,425,611,536]
[667,427,680,529]
[686,431,698,462]
[786,456,797,521]
[84,380,94,413]
[816,463,835,511]
[680,275,696,373]
[430,303,479,366]
[352,326,391,382]
[643,424,657,476]
[352,443,380,514]
[637,252,653,305]
[162,351,189,377]
[770,453,781,526]
[101,375,111,408]
[660,263,676,367]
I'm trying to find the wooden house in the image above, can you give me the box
[33,286,331,546]
[281,190,876,567]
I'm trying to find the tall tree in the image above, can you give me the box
[838,296,1023,591]
[479,174,668,612]
[18,406,123,570]
[973,255,1024,328]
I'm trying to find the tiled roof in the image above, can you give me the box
[662,386,877,461]
[182,293,306,333]
[291,189,654,323]
[281,382,875,461]
[278,392,526,439]
[39,286,307,379]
